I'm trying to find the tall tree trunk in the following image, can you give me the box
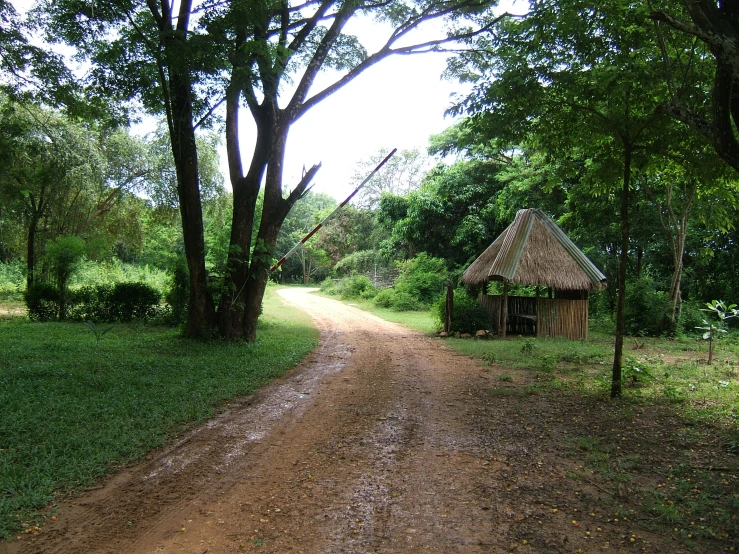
[26,214,38,289]
[169,69,216,338]
[612,145,632,399]
[219,88,270,340]
[665,233,686,330]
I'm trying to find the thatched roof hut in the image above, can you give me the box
[462,208,606,290]
[462,208,606,339]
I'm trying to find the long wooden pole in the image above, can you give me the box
[270,148,397,273]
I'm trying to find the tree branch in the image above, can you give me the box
[294,10,506,120]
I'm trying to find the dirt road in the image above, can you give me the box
[4,289,732,553]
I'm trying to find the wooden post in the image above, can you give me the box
[501,280,509,338]
[535,286,541,337]
[444,285,453,334]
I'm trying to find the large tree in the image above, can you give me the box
[650,1,739,172]
[0,100,155,286]
[446,0,688,397]
[39,0,505,340]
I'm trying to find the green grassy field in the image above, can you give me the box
[0,286,319,539]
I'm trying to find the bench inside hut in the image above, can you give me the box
[462,209,606,340]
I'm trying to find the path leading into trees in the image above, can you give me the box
[3,289,723,553]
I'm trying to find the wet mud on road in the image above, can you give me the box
[4,288,733,553]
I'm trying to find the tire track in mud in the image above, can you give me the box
[3,289,501,554]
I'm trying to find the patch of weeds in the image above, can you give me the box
[623,356,656,385]
[576,436,601,451]
[481,352,498,365]
[488,386,524,398]
[618,454,643,471]
[497,373,513,382]
[538,354,557,373]
[661,384,688,403]
[642,466,737,542]
[557,349,590,365]
[520,338,536,355]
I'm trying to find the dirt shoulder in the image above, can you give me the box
[3,288,736,553]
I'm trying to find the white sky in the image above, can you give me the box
[11,1,524,201]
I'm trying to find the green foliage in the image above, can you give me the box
[373,288,396,308]
[45,235,86,319]
[165,256,190,325]
[84,320,114,373]
[319,277,338,295]
[339,275,375,300]
[394,253,447,305]
[388,291,422,311]
[696,300,738,363]
[109,282,162,322]
[0,262,24,295]
[24,282,59,322]
[624,277,670,336]
[68,283,161,323]
[433,289,492,334]
[70,260,169,295]
[0,288,318,539]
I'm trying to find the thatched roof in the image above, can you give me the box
[462,208,606,291]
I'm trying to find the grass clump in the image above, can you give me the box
[0,287,318,539]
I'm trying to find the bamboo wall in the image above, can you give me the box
[478,294,589,340]
[536,298,589,340]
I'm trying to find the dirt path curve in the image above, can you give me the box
[6,289,510,554]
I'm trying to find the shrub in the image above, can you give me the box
[68,284,114,321]
[624,277,669,336]
[394,253,447,305]
[339,275,375,300]
[390,291,421,311]
[164,257,189,324]
[359,286,377,300]
[677,300,706,336]
[433,289,492,334]
[108,282,161,322]
[24,282,59,322]
[374,288,396,308]
[67,283,161,323]
[0,262,24,295]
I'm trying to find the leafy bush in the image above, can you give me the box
[340,275,375,300]
[374,288,396,308]
[433,289,492,334]
[69,259,169,296]
[624,277,669,336]
[394,253,447,305]
[24,282,59,322]
[359,286,377,300]
[677,300,706,336]
[390,291,421,311]
[67,283,161,323]
[164,256,189,324]
[334,250,381,276]
[108,282,162,322]
[319,277,338,295]
[69,284,114,321]
[0,262,25,295]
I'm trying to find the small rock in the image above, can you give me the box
[439,331,448,338]
[460,333,473,339]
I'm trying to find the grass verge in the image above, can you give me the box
[0,286,318,539]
